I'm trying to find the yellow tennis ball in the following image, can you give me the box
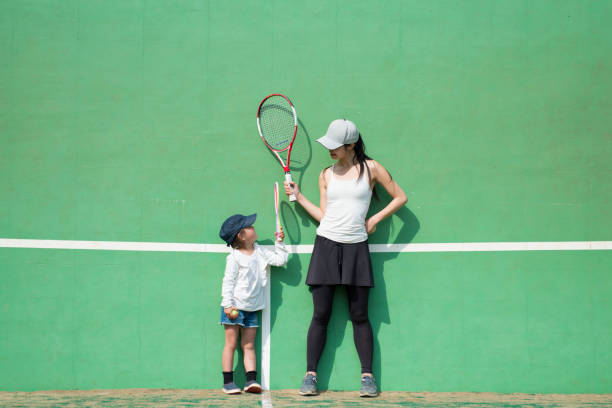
[230,310,239,319]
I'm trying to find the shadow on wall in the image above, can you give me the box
[226,117,314,386]
[260,238,302,336]
[290,118,313,194]
[263,116,313,210]
[368,188,420,392]
[266,118,314,332]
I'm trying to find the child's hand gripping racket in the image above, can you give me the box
[274,182,284,242]
[257,93,298,202]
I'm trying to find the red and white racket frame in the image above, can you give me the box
[256,93,298,202]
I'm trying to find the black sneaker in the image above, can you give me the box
[360,375,378,397]
[244,380,262,393]
[299,373,318,396]
[222,382,241,394]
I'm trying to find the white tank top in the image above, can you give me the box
[316,164,373,243]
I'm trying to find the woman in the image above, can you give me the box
[284,119,407,397]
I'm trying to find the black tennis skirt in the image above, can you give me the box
[306,235,374,287]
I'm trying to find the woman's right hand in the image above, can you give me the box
[284,180,300,199]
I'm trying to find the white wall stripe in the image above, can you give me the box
[0,239,611,253]
[0,239,229,253]
[369,241,612,252]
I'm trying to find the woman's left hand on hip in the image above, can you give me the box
[365,217,377,234]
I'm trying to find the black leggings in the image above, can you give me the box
[306,285,373,374]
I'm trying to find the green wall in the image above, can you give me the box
[1,0,611,392]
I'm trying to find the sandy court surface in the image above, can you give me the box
[1,389,611,407]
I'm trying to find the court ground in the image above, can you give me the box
[1,389,611,407]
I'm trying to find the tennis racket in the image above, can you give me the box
[257,93,298,202]
[274,182,282,242]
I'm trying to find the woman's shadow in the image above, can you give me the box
[367,189,419,391]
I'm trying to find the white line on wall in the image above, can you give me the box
[1,239,611,253]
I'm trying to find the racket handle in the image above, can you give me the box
[276,219,282,242]
[285,173,296,202]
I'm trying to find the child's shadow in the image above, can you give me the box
[258,238,302,335]
[314,189,420,391]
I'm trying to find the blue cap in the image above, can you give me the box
[219,213,257,246]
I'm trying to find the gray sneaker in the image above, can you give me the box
[222,382,241,394]
[360,375,378,397]
[299,373,318,396]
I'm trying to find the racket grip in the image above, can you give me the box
[285,173,296,202]
[275,222,282,242]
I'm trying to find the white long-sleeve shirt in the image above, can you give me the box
[221,242,289,311]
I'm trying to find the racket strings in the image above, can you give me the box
[259,96,295,151]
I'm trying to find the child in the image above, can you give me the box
[218,213,288,394]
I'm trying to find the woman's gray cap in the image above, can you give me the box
[316,119,359,150]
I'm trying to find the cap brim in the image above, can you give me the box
[316,135,343,150]
[241,213,257,229]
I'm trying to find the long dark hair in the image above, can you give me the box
[350,133,386,201]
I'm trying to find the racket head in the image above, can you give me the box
[257,94,298,154]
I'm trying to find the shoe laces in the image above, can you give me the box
[305,374,317,383]
[361,376,375,384]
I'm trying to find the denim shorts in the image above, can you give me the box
[219,307,259,328]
